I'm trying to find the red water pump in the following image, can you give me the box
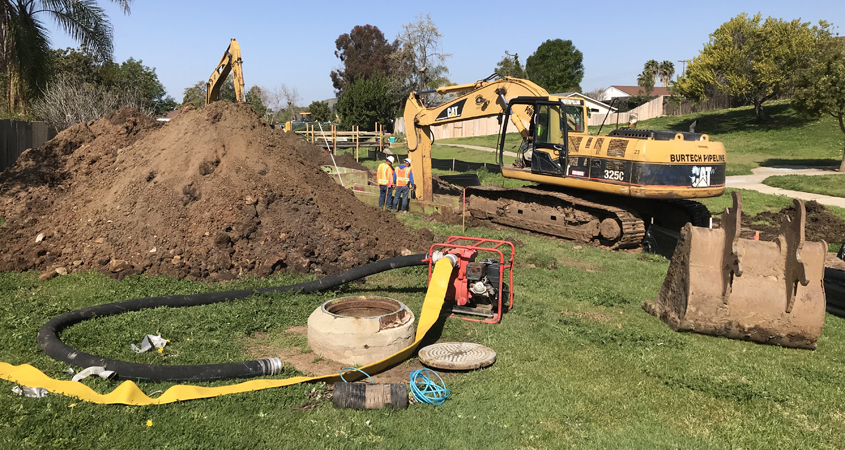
[426,236,515,324]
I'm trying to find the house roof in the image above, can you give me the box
[165,109,180,119]
[552,92,616,111]
[608,86,671,96]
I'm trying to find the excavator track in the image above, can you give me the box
[465,186,647,249]
[667,199,712,228]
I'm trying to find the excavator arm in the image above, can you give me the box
[403,76,551,202]
[206,38,245,104]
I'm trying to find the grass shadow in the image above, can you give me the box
[643,102,818,135]
[759,158,840,168]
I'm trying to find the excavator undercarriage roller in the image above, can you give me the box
[643,192,827,349]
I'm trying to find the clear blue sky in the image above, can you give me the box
[46,0,844,105]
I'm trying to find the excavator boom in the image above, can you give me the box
[404,76,550,201]
[207,38,245,104]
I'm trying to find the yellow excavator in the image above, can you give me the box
[207,38,245,104]
[404,75,727,248]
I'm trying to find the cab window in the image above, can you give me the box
[534,104,563,145]
[565,106,583,132]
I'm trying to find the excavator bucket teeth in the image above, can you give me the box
[643,192,827,349]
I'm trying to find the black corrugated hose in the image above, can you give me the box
[37,254,427,382]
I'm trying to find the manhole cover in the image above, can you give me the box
[418,342,497,370]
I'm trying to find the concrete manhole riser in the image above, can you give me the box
[307,296,416,366]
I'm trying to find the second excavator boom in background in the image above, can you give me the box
[207,38,245,104]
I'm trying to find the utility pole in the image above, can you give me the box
[677,60,691,79]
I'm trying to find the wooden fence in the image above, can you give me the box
[393,116,521,140]
[588,96,667,126]
[1,120,56,172]
[663,95,733,116]
[296,123,389,161]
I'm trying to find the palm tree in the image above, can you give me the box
[637,71,655,97]
[658,60,675,87]
[1,0,131,113]
[643,59,659,78]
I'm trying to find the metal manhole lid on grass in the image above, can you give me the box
[418,342,497,370]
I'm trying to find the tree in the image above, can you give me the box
[636,71,655,97]
[182,75,238,107]
[674,13,824,121]
[52,49,172,113]
[308,100,331,122]
[336,76,394,131]
[525,39,584,93]
[1,0,132,114]
[245,86,267,117]
[793,29,845,170]
[390,13,451,105]
[182,80,207,107]
[658,60,675,87]
[330,24,395,97]
[99,57,173,115]
[643,60,659,79]
[32,48,175,125]
[584,88,605,101]
[32,73,151,129]
[277,83,301,123]
[494,51,525,78]
[49,47,101,84]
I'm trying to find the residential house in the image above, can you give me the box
[552,92,617,120]
[599,85,671,102]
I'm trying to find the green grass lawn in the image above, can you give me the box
[3,215,845,448]
[639,100,844,176]
[437,100,845,177]
[763,174,845,199]
[698,188,803,218]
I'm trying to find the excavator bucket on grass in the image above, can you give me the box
[643,192,827,349]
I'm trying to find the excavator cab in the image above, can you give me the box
[505,98,578,177]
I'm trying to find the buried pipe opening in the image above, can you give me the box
[321,296,410,329]
[309,296,417,366]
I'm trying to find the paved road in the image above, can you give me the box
[437,143,518,158]
[726,166,845,208]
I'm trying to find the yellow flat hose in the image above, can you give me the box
[0,258,454,405]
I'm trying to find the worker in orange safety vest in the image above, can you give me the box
[377,156,395,209]
[391,158,415,212]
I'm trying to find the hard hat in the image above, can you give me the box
[404,158,411,164]
[386,156,395,163]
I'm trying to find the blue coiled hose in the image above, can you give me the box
[410,368,451,406]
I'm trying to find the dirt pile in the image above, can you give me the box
[432,176,464,196]
[742,201,845,244]
[314,151,367,171]
[0,103,432,280]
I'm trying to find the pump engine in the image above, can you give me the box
[427,237,515,324]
